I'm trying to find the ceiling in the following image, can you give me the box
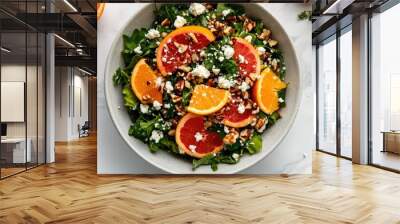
[0,0,96,74]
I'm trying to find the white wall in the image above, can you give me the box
[54,67,89,141]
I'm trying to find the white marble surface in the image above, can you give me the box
[97,3,313,174]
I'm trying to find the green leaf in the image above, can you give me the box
[112,68,129,86]
[192,154,216,170]
[122,85,138,111]
[123,29,146,51]
[182,88,192,107]
[128,115,159,142]
[208,123,226,138]
[298,11,312,21]
[221,59,238,76]
[245,133,262,154]
[148,138,179,154]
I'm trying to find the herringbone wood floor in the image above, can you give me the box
[1,134,400,224]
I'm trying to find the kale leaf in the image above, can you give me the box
[112,68,129,86]
[149,137,179,154]
[128,115,160,142]
[122,85,138,111]
[245,133,262,154]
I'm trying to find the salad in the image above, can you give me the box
[112,3,287,171]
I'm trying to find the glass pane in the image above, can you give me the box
[38,32,45,165]
[318,37,337,154]
[1,30,27,177]
[371,4,400,171]
[27,31,38,169]
[340,29,352,158]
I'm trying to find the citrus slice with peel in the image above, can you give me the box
[176,113,224,158]
[187,84,230,115]
[156,26,215,75]
[232,37,261,78]
[222,104,255,128]
[131,58,163,104]
[252,67,287,114]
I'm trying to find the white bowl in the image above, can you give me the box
[105,3,301,174]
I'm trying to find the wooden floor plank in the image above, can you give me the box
[0,134,400,224]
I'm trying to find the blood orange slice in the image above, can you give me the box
[222,104,255,128]
[232,37,261,77]
[156,26,215,75]
[131,58,163,104]
[176,113,224,158]
[252,67,287,114]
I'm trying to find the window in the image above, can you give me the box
[317,36,337,154]
[340,28,352,158]
[370,3,400,171]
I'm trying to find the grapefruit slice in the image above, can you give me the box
[232,37,261,78]
[222,104,255,128]
[176,113,224,158]
[156,26,215,75]
[252,67,287,114]
[131,58,163,104]
[187,84,230,115]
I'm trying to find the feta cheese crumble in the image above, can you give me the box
[194,132,203,142]
[257,46,266,55]
[165,81,174,93]
[237,104,246,114]
[189,144,197,152]
[222,9,231,17]
[153,101,162,110]
[212,68,220,75]
[224,126,230,133]
[192,64,211,79]
[139,104,149,114]
[218,56,224,62]
[232,153,240,161]
[238,54,245,63]
[155,77,163,88]
[244,35,252,43]
[189,3,206,16]
[218,76,235,89]
[134,46,142,54]
[238,81,250,92]
[150,130,163,143]
[164,103,171,109]
[174,16,187,28]
[145,29,160,39]
[278,97,284,103]
[222,45,234,59]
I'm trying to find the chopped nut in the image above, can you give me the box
[178,65,192,73]
[175,104,186,116]
[244,77,254,86]
[240,129,252,141]
[223,26,234,35]
[171,94,182,103]
[244,19,256,32]
[188,32,198,43]
[249,73,259,82]
[173,41,188,53]
[161,32,168,37]
[161,18,170,26]
[258,29,271,40]
[255,118,267,132]
[205,3,214,10]
[184,80,191,89]
[204,120,212,128]
[225,16,237,23]
[252,107,260,114]
[175,80,185,92]
[223,130,239,144]
[191,53,200,63]
[168,129,176,136]
[268,39,278,47]
[214,21,225,30]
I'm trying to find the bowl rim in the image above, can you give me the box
[104,3,302,174]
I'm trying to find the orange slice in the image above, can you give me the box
[252,67,287,114]
[131,58,163,104]
[232,37,261,77]
[222,104,255,128]
[156,26,215,75]
[176,113,224,158]
[187,84,230,115]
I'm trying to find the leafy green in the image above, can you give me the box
[245,133,262,154]
[149,138,179,154]
[298,11,312,21]
[215,3,244,17]
[154,4,187,22]
[278,88,287,108]
[123,28,146,51]
[112,68,129,86]
[122,85,138,111]
[221,59,238,76]
[192,154,239,171]
[208,123,226,138]
[182,88,192,107]
[128,115,160,142]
